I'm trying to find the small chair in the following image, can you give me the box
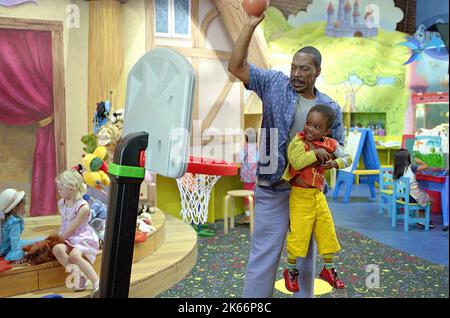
[224,190,254,235]
[391,176,431,232]
[379,167,394,217]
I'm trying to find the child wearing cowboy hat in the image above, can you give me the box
[0,188,28,264]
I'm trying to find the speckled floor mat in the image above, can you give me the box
[158,219,449,298]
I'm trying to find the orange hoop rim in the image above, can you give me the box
[186,156,238,176]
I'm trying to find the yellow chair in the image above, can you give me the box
[224,190,254,235]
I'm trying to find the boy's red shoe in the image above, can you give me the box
[283,268,300,292]
[319,266,346,289]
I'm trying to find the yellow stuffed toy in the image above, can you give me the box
[82,146,110,190]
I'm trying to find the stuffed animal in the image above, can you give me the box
[22,241,51,265]
[93,100,111,134]
[137,209,155,234]
[83,170,109,190]
[138,203,155,215]
[96,123,121,163]
[134,206,156,243]
[88,196,107,220]
[110,108,124,131]
[137,219,155,233]
[89,218,106,249]
[81,133,98,154]
[86,195,108,248]
[134,231,147,243]
[82,146,110,190]
[22,234,65,265]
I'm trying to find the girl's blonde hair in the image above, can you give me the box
[55,170,87,201]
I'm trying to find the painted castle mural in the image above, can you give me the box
[325,0,378,37]
[262,0,448,135]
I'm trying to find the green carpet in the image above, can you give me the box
[158,219,449,298]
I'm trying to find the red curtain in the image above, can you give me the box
[0,28,57,216]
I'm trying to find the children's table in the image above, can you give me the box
[416,172,449,231]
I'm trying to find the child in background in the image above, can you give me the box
[282,105,353,292]
[52,169,100,293]
[238,131,258,224]
[0,188,29,264]
[393,149,433,229]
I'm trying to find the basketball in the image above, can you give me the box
[242,0,269,17]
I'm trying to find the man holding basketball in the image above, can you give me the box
[228,9,344,298]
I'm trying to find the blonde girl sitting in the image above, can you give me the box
[53,169,100,292]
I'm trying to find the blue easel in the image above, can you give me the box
[332,128,381,203]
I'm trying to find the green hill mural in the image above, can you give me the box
[262,7,411,135]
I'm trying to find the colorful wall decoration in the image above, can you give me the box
[404,0,449,94]
[413,135,445,167]
[402,0,449,135]
[262,0,437,136]
[0,0,37,7]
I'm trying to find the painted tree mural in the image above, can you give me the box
[260,6,410,135]
[320,43,407,113]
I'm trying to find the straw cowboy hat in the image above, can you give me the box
[0,188,25,215]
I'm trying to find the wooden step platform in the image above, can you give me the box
[2,211,197,298]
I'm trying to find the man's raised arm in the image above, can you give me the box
[228,14,265,85]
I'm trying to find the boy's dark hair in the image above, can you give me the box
[296,46,322,68]
[393,148,411,180]
[308,104,336,129]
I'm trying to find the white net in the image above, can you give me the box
[176,172,221,224]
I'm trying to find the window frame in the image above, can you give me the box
[154,0,192,39]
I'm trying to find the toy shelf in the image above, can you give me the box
[343,112,387,133]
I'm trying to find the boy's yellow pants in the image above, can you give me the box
[287,187,341,258]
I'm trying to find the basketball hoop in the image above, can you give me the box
[176,156,238,227]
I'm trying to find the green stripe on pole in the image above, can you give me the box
[108,162,145,178]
